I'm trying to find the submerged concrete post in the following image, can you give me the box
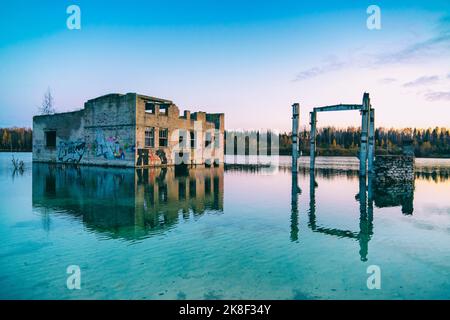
[368,108,375,173]
[359,93,370,176]
[292,103,300,173]
[309,111,317,170]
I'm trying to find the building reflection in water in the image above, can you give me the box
[291,167,416,261]
[288,166,416,216]
[32,164,224,240]
[372,179,414,215]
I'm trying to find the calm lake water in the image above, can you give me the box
[0,152,449,299]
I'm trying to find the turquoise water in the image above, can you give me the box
[0,153,449,299]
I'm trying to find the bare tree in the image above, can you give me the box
[38,88,55,115]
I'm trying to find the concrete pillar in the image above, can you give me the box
[291,103,300,173]
[309,111,317,170]
[368,108,375,173]
[359,93,370,176]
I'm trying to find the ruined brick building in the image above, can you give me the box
[32,93,224,167]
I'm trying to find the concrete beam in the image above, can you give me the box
[314,104,362,113]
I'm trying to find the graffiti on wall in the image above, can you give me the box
[58,140,86,163]
[93,130,134,160]
[136,149,167,166]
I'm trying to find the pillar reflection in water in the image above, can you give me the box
[32,163,224,240]
[290,171,301,241]
[356,175,374,261]
[306,169,374,261]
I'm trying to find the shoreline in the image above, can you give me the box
[2,151,449,159]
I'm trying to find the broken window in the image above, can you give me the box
[190,131,196,149]
[214,131,220,148]
[145,102,155,114]
[159,104,169,116]
[45,130,56,148]
[145,127,154,148]
[159,128,168,147]
[205,132,212,148]
[178,130,186,148]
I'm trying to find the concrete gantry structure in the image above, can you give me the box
[309,93,375,176]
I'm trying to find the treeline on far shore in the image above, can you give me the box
[224,127,450,158]
[0,128,33,152]
[1,126,450,158]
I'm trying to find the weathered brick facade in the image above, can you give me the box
[33,93,224,167]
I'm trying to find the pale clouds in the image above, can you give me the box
[379,78,397,84]
[293,57,347,81]
[293,34,448,81]
[375,34,450,65]
[424,91,450,101]
[403,76,439,87]
[376,15,450,65]
[294,15,450,82]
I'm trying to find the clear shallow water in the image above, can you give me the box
[0,153,449,299]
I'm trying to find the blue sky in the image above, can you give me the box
[1,0,449,130]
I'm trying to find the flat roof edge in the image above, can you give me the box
[136,94,173,104]
[33,109,84,120]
